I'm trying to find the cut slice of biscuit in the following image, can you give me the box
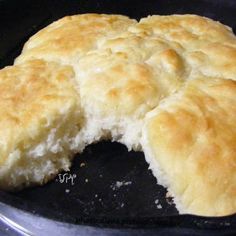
[14,14,136,65]
[142,76,236,216]
[0,59,83,190]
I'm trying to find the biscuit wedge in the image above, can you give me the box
[142,76,236,216]
[0,60,83,190]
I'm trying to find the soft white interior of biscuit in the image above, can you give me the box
[0,113,84,191]
[74,114,143,151]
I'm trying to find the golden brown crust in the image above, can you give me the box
[15,14,136,64]
[143,77,236,216]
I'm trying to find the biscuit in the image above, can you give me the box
[142,76,236,216]
[0,60,82,190]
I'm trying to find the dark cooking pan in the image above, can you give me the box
[0,0,235,235]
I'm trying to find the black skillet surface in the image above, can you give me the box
[0,0,236,235]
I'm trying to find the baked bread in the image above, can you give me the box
[142,76,236,216]
[0,60,83,190]
[0,13,234,216]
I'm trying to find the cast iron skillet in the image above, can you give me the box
[0,0,235,235]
